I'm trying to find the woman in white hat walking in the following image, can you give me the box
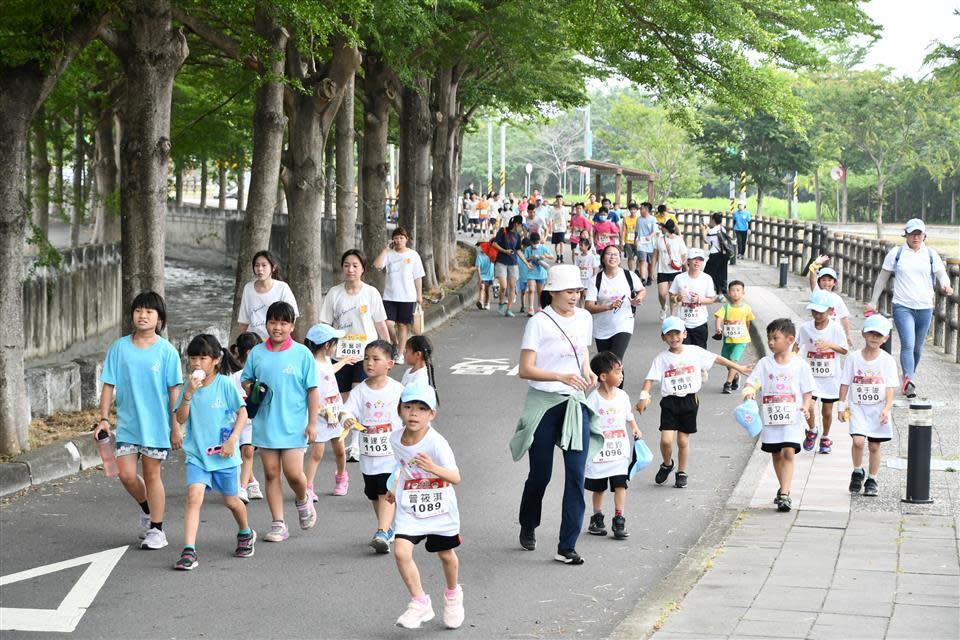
[867,218,954,397]
[510,264,604,565]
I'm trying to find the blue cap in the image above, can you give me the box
[862,314,892,336]
[816,267,838,281]
[305,323,345,345]
[661,316,685,334]
[400,383,437,410]
[806,289,833,312]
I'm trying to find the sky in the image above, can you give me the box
[859,0,959,77]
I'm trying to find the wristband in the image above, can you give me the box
[638,390,652,401]
[808,264,820,275]
[99,418,109,424]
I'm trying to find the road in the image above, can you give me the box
[0,298,757,639]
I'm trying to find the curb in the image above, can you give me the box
[0,243,481,499]
[610,275,790,639]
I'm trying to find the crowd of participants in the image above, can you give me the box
[89,183,952,629]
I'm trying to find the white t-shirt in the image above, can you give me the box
[340,378,404,475]
[549,206,568,233]
[382,249,425,303]
[812,283,850,321]
[401,366,429,388]
[314,358,344,443]
[745,355,816,445]
[390,427,460,537]
[841,349,898,440]
[585,269,636,339]
[706,226,723,254]
[882,244,947,310]
[585,388,635,479]
[796,319,847,400]
[575,252,600,289]
[319,283,387,359]
[656,235,688,274]
[669,272,716,328]
[237,280,299,340]
[520,306,593,394]
[645,345,717,397]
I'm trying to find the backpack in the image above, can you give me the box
[893,246,936,285]
[716,228,736,258]
[596,268,640,314]
[482,237,498,262]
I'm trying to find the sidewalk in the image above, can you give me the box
[638,259,959,640]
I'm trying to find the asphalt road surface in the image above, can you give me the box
[1,298,756,639]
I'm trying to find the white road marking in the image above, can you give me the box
[0,546,128,633]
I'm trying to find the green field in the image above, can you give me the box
[666,196,819,220]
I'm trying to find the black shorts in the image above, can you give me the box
[854,435,892,444]
[584,475,629,492]
[761,442,801,453]
[659,394,699,433]
[384,300,416,325]
[551,232,566,245]
[363,472,391,500]
[657,272,680,284]
[334,360,367,393]
[812,396,839,404]
[682,323,708,348]
[394,533,462,552]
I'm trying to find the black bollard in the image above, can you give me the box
[903,401,934,504]
[778,257,788,288]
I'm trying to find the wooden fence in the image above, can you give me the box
[671,209,960,364]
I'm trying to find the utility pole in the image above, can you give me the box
[487,120,493,194]
[499,123,506,197]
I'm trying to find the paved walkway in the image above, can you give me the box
[646,258,960,640]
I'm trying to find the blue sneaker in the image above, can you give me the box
[370,530,391,554]
[386,527,395,542]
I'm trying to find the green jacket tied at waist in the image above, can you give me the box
[509,387,603,462]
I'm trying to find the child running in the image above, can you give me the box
[795,290,848,454]
[585,352,642,540]
[807,256,854,347]
[575,238,600,308]
[637,317,751,488]
[524,232,554,316]
[173,335,254,570]
[474,242,495,310]
[339,340,404,554]
[402,335,437,390]
[229,332,263,502]
[742,318,815,512]
[95,291,183,550]
[240,301,319,542]
[669,248,716,348]
[838,315,898,497]
[303,324,351,500]
[713,280,755,394]
[388,383,464,630]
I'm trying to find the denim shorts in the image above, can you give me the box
[186,462,240,497]
[116,441,169,461]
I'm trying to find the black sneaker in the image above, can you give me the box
[655,460,674,485]
[675,471,688,488]
[777,493,792,512]
[849,469,865,494]
[554,548,584,565]
[519,527,536,551]
[612,515,629,539]
[730,374,740,391]
[587,513,607,536]
[863,477,879,497]
[722,382,732,394]
[174,548,198,571]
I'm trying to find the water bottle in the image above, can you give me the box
[95,430,119,477]
[493,281,501,300]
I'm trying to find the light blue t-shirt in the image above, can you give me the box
[175,374,245,471]
[101,335,183,449]
[636,216,657,251]
[475,252,494,281]
[240,341,318,449]
[525,244,552,281]
[733,210,752,231]
[518,249,531,284]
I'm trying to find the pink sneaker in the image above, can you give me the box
[333,472,349,496]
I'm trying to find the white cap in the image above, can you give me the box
[400,383,437,410]
[687,248,707,261]
[904,218,925,234]
[806,289,834,312]
[544,264,585,291]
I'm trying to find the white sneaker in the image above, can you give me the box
[346,446,360,463]
[443,588,465,629]
[140,528,168,550]
[659,307,668,320]
[247,481,263,500]
[237,486,249,504]
[396,596,435,629]
[137,513,151,540]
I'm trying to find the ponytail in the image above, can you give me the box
[406,335,439,405]
[218,346,244,375]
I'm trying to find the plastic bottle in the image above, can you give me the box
[95,430,119,477]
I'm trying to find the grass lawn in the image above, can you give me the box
[666,196,820,220]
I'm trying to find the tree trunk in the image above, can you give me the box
[756,184,764,216]
[335,73,356,260]
[174,159,183,206]
[450,119,464,256]
[218,161,227,211]
[324,128,335,218]
[399,76,437,289]
[31,105,51,235]
[71,105,84,246]
[813,168,822,223]
[430,67,458,283]
[840,164,848,224]
[951,189,956,225]
[200,158,208,212]
[875,171,885,240]
[236,153,245,212]
[113,0,189,332]
[359,53,393,292]
[92,108,121,244]
[53,116,65,225]
[230,6,287,338]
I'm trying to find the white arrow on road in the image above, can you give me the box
[0,545,128,633]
